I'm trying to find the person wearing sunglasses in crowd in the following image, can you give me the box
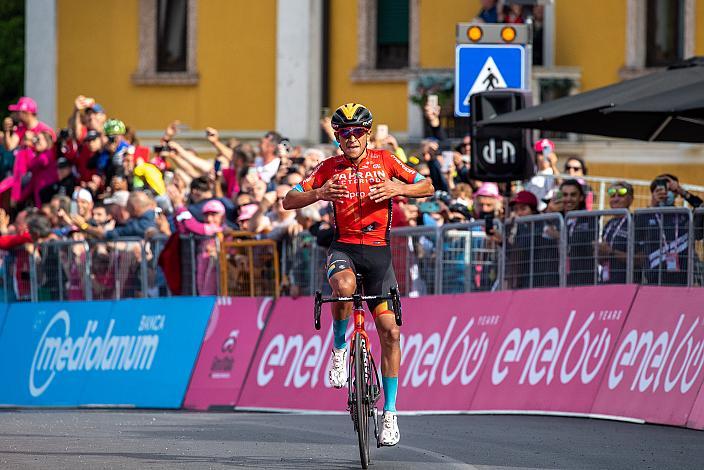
[597,181,636,284]
[283,103,434,447]
[564,156,594,208]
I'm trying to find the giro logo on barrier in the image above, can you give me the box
[491,310,614,386]
[608,314,704,394]
[29,310,160,397]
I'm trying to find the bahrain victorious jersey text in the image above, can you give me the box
[294,149,423,246]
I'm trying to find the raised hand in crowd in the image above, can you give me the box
[0,209,9,235]
[320,116,336,142]
[167,183,186,209]
[424,101,441,128]
[162,120,180,143]
[205,126,234,160]
[2,116,18,150]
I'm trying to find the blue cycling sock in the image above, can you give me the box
[333,318,349,350]
[382,376,398,412]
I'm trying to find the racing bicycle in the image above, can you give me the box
[314,274,402,469]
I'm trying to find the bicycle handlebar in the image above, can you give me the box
[317,294,395,304]
[314,289,403,329]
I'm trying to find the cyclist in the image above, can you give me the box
[283,103,434,446]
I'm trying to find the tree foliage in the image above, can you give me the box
[0,0,25,116]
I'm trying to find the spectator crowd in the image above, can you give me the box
[0,94,702,301]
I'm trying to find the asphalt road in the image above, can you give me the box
[0,411,702,469]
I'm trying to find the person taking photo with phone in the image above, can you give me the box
[283,103,433,447]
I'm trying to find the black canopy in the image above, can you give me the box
[478,57,704,143]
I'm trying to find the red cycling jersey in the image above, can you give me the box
[294,148,424,246]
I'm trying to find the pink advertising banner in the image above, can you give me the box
[236,293,513,412]
[591,287,704,426]
[471,285,638,414]
[686,383,704,430]
[183,297,273,410]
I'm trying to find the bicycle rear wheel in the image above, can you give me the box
[354,334,370,468]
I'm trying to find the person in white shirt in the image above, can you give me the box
[524,138,559,211]
[255,131,283,185]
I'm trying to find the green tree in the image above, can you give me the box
[0,0,24,116]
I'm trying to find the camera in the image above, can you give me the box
[654,178,669,190]
[434,190,451,205]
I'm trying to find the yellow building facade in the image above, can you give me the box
[26,0,704,181]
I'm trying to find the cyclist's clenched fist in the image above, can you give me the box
[317,174,347,202]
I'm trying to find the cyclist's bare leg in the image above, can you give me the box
[375,312,401,445]
[327,270,356,388]
[329,270,355,321]
[374,313,400,377]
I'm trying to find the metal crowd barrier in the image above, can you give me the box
[391,226,440,297]
[219,238,280,298]
[503,212,566,289]
[632,207,693,287]
[4,206,703,303]
[436,220,504,294]
[576,175,704,211]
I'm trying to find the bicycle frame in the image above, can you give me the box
[313,275,402,467]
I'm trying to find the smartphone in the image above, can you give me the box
[214,160,222,173]
[542,142,553,156]
[427,94,439,108]
[376,124,389,141]
[418,201,440,213]
[441,151,454,172]
[163,171,174,185]
[484,212,495,236]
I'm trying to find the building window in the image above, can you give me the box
[645,0,684,67]
[157,0,188,72]
[623,0,693,78]
[376,0,409,69]
[352,0,418,82]
[133,0,199,85]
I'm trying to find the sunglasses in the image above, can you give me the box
[607,187,629,197]
[338,127,368,140]
[566,165,582,171]
[107,135,117,143]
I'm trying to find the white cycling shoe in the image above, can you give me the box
[328,347,348,389]
[379,411,400,446]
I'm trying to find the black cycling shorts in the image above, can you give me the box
[326,242,398,317]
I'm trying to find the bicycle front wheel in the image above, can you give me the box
[354,334,370,468]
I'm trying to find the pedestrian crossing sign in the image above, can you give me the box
[454,44,525,117]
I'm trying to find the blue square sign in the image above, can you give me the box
[455,44,526,117]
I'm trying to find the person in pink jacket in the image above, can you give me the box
[174,199,225,295]
[22,131,58,206]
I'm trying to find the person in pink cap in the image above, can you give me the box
[5,97,55,150]
[472,182,501,220]
[174,198,226,295]
[524,138,559,210]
